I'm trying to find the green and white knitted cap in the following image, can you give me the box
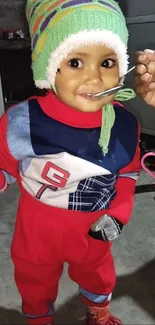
[26,0,129,89]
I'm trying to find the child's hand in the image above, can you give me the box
[135,49,155,107]
[88,214,123,242]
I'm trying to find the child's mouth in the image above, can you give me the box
[79,93,101,101]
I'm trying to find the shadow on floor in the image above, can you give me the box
[0,307,26,324]
[55,295,85,324]
[113,258,155,320]
[135,184,155,194]
[1,259,155,324]
[0,297,84,325]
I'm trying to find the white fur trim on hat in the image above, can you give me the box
[36,30,129,89]
[35,80,51,89]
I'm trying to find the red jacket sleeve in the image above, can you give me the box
[106,125,141,225]
[0,113,18,191]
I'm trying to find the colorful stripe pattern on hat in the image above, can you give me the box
[27,0,124,59]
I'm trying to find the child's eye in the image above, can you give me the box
[68,58,83,69]
[101,59,116,68]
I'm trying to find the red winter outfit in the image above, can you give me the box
[0,92,140,324]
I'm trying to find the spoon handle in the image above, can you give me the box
[97,85,122,97]
[93,65,136,99]
[126,65,136,75]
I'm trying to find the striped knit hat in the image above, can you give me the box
[26,0,129,89]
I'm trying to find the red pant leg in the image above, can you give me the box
[68,235,116,296]
[11,195,64,325]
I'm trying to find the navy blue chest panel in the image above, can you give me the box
[29,99,138,173]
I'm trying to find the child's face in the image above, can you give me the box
[55,44,119,112]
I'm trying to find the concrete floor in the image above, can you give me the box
[0,171,155,324]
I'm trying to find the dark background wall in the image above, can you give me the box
[0,0,34,103]
[0,0,27,32]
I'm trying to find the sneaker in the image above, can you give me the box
[86,304,122,325]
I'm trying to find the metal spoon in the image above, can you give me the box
[92,65,135,99]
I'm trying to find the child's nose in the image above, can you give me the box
[84,67,102,86]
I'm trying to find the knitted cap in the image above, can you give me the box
[26,0,129,89]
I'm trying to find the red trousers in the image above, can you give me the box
[11,189,116,325]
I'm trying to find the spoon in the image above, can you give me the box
[92,65,135,99]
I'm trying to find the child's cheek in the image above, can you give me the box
[106,73,119,88]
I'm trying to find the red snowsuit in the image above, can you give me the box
[0,92,140,324]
